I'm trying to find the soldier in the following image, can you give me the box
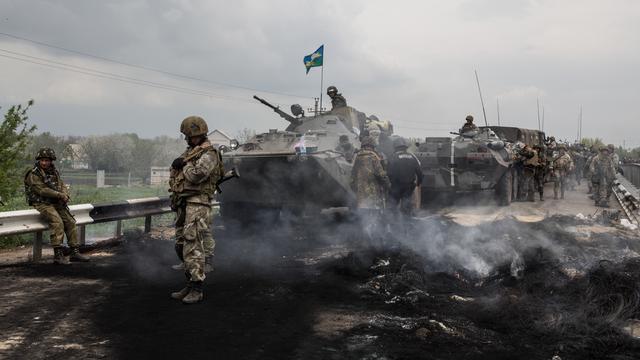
[327,86,347,110]
[552,145,574,200]
[460,115,478,133]
[169,116,223,304]
[335,134,355,162]
[517,144,538,202]
[24,148,90,265]
[584,145,598,194]
[590,146,617,207]
[351,136,390,246]
[387,137,423,215]
[532,144,546,201]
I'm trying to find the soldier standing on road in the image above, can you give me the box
[552,145,574,200]
[517,144,538,202]
[351,136,391,246]
[585,145,598,194]
[169,116,223,304]
[327,86,347,110]
[590,146,617,207]
[460,115,478,134]
[532,144,546,201]
[387,137,423,215]
[24,148,90,265]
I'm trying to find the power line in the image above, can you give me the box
[0,31,309,100]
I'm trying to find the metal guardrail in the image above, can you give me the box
[621,164,640,190]
[0,197,173,262]
[614,173,640,227]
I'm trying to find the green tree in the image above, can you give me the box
[0,100,36,203]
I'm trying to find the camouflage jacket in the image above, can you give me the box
[553,153,574,175]
[24,164,68,205]
[169,140,223,205]
[590,153,616,183]
[350,150,390,209]
[331,94,347,109]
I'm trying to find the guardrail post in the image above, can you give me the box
[79,225,86,246]
[115,220,122,237]
[144,215,152,233]
[33,231,43,262]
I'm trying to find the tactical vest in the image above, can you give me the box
[169,143,223,198]
[24,165,61,205]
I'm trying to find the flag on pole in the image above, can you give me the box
[303,45,324,74]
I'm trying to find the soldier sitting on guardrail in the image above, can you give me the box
[24,148,90,265]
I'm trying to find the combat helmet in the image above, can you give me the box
[326,86,338,96]
[393,137,408,149]
[465,115,473,122]
[607,144,615,151]
[600,145,610,152]
[36,147,56,160]
[180,116,209,137]
[360,136,376,148]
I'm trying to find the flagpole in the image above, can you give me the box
[319,65,324,114]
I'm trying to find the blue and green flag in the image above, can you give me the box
[303,45,323,74]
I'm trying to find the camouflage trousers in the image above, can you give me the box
[592,178,612,204]
[175,202,213,282]
[553,172,568,198]
[33,203,78,247]
[520,167,536,201]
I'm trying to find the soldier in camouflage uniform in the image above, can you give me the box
[460,115,478,134]
[552,145,574,200]
[24,148,90,264]
[516,144,538,202]
[584,145,598,194]
[590,146,617,207]
[532,144,546,201]
[351,136,391,246]
[169,116,223,304]
[327,86,347,110]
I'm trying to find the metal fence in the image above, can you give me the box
[622,164,640,190]
[0,197,172,261]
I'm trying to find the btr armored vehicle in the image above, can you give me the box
[218,96,370,225]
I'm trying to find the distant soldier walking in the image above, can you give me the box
[169,116,223,304]
[24,148,90,265]
[552,145,574,200]
[387,137,423,215]
[351,136,391,245]
[532,144,546,201]
[590,146,617,207]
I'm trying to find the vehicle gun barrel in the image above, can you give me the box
[253,95,300,125]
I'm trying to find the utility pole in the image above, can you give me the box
[496,98,501,126]
[536,97,540,131]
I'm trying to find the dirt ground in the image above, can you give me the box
[1,183,639,360]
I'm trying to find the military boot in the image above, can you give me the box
[171,284,191,300]
[182,281,203,304]
[171,263,185,271]
[53,247,70,265]
[539,193,544,201]
[69,247,90,262]
[560,189,565,200]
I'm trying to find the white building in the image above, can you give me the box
[150,167,171,185]
[208,129,232,147]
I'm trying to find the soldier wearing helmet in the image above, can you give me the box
[24,148,90,264]
[387,137,423,215]
[460,115,478,134]
[551,144,574,200]
[351,136,391,246]
[169,116,224,304]
[327,86,347,110]
[589,145,616,207]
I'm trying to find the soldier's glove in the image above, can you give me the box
[58,193,70,203]
[171,157,186,170]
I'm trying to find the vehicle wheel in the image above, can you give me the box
[497,170,512,206]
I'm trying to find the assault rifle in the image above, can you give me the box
[216,168,239,194]
[253,95,302,126]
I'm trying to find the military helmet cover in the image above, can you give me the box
[607,143,615,150]
[360,136,376,148]
[36,147,56,160]
[326,86,338,95]
[465,115,473,122]
[180,116,209,137]
[393,137,408,149]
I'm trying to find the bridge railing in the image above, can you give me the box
[0,197,173,261]
[621,164,640,190]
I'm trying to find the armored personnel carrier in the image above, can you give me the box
[219,96,368,225]
[414,126,515,205]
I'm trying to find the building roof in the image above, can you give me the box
[208,129,232,140]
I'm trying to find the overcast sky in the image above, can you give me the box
[1,0,639,146]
